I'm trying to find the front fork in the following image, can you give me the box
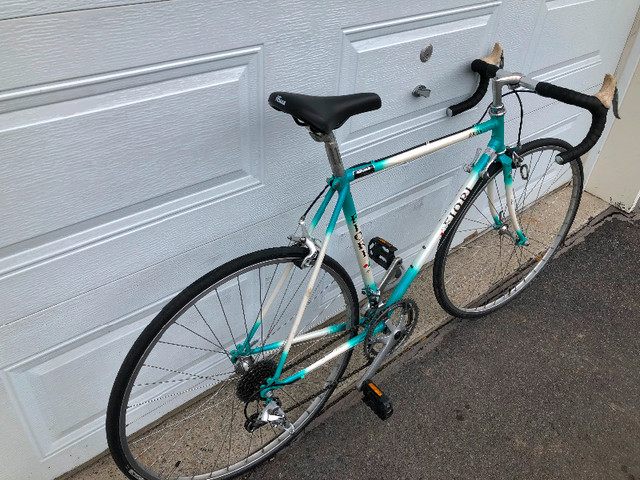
[489,153,528,245]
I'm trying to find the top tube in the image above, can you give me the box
[342,115,504,184]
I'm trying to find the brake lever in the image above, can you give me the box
[612,87,621,119]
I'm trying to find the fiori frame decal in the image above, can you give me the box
[444,186,473,228]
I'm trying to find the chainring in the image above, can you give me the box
[364,299,419,361]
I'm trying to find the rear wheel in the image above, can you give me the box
[433,138,583,318]
[106,246,358,480]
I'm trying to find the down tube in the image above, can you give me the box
[385,164,486,305]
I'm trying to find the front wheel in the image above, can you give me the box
[433,138,583,318]
[106,246,358,480]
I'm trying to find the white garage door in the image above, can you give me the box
[0,1,637,478]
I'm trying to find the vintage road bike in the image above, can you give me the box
[106,44,619,480]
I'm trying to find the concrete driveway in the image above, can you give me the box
[248,209,640,480]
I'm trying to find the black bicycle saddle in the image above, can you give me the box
[268,91,381,134]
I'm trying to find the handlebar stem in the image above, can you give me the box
[490,71,523,115]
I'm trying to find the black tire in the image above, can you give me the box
[106,246,358,480]
[433,138,583,318]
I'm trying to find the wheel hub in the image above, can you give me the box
[234,355,255,375]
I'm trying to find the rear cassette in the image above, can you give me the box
[236,359,277,403]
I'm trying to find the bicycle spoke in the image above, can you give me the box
[111,248,357,479]
[237,276,249,340]
[189,306,233,362]
[435,142,581,317]
[158,340,225,355]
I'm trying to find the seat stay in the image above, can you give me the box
[271,181,351,382]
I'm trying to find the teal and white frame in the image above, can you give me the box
[230,110,524,396]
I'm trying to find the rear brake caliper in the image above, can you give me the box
[288,219,321,268]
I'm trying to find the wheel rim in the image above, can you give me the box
[114,252,356,480]
[437,143,582,315]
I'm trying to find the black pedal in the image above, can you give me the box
[361,381,393,420]
[368,237,397,270]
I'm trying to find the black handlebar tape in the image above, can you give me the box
[535,81,609,164]
[448,76,490,116]
[470,59,500,79]
[448,60,501,116]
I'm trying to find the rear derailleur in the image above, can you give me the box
[244,397,295,434]
[236,358,295,434]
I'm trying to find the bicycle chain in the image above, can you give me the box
[278,304,379,377]
[283,359,372,414]
[279,314,384,413]
[244,309,381,416]
[282,301,419,413]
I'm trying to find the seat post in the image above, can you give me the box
[310,131,346,178]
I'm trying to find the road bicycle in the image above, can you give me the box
[106,44,618,480]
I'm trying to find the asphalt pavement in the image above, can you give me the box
[248,208,640,480]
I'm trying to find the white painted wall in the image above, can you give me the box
[587,63,640,212]
[586,11,640,212]
[0,1,638,479]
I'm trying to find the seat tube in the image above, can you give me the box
[341,188,377,295]
[310,130,346,178]
[271,182,350,381]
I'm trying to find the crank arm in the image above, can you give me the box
[356,320,401,390]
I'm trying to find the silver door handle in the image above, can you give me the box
[412,85,431,98]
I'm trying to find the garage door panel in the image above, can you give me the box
[0,46,264,116]
[0,2,264,92]
[1,253,201,369]
[0,0,163,21]
[3,314,149,459]
[0,47,263,249]
[527,0,610,74]
[0,182,302,327]
[338,1,500,150]
[0,270,168,368]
